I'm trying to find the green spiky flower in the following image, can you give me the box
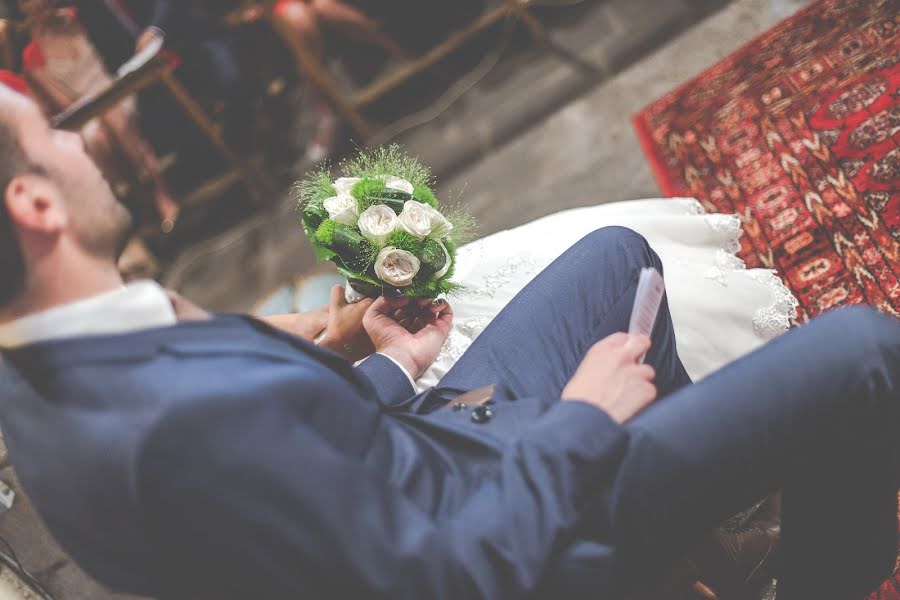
[314,219,337,246]
[384,230,423,254]
[342,145,433,189]
[293,166,335,209]
[351,177,387,211]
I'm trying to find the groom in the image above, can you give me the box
[0,87,899,600]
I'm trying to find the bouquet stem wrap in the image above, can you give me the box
[344,280,368,304]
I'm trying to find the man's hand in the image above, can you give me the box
[363,297,453,380]
[562,333,657,424]
[261,306,328,341]
[318,286,375,362]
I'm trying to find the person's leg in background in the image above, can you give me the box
[310,0,406,58]
[608,306,900,600]
[272,0,335,160]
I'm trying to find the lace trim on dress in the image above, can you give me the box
[439,317,494,363]
[747,270,800,339]
[689,201,797,339]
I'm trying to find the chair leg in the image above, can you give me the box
[509,0,547,44]
[158,71,274,202]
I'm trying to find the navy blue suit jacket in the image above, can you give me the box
[0,316,627,599]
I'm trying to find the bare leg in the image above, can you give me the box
[310,0,408,58]
[273,0,336,160]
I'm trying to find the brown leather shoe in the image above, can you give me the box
[693,494,781,600]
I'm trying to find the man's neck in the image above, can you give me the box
[0,255,124,325]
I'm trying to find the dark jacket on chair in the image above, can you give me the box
[0,315,626,599]
[75,0,227,69]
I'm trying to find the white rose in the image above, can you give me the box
[374,247,420,287]
[398,201,433,239]
[423,204,453,239]
[357,205,399,246]
[323,195,359,226]
[333,177,361,196]
[382,176,414,194]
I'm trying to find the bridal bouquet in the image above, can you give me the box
[296,146,474,300]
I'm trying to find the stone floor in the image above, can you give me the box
[167,0,812,312]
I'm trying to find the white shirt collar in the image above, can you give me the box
[0,280,177,349]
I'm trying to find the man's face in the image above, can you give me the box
[7,92,132,259]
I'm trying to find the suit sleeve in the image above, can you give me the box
[137,389,628,599]
[353,353,416,408]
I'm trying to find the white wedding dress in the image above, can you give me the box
[417,198,799,391]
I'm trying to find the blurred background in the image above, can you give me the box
[0,0,807,315]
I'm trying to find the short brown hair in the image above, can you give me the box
[0,118,28,305]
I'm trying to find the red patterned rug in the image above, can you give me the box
[634,0,899,322]
[633,1,900,597]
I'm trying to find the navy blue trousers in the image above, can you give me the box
[438,227,900,599]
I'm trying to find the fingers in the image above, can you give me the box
[367,297,392,318]
[350,297,375,315]
[384,296,411,309]
[602,332,630,347]
[364,295,451,333]
[632,363,655,381]
[638,381,658,404]
[311,308,329,329]
[434,307,454,332]
[426,299,449,315]
[623,335,651,361]
[329,285,347,309]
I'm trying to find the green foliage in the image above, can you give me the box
[438,258,456,284]
[301,202,328,236]
[418,238,446,274]
[444,237,457,255]
[342,145,433,190]
[401,275,463,299]
[412,183,438,208]
[404,279,438,299]
[293,166,336,210]
[435,238,458,293]
[437,279,464,297]
[336,266,381,287]
[385,230,423,254]
[351,177,387,211]
[332,225,378,271]
[444,210,477,246]
[314,219,337,246]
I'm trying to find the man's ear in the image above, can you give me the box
[4,174,66,235]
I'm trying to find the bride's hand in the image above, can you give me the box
[364,297,453,380]
[318,286,375,362]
